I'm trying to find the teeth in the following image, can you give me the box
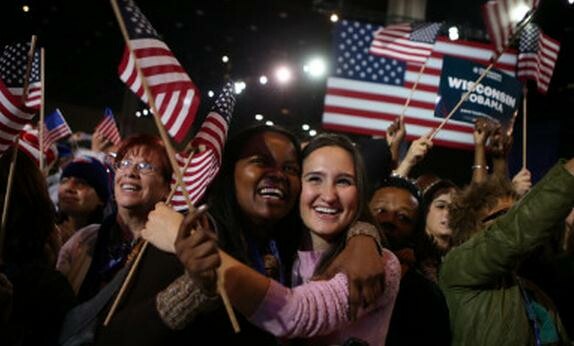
[314,206,338,214]
[258,187,284,199]
[121,184,139,191]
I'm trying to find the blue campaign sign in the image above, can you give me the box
[435,56,522,126]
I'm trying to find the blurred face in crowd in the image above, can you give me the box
[300,145,358,245]
[234,131,301,227]
[370,187,419,249]
[58,177,103,217]
[114,145,170,215]
[425,189,455,252]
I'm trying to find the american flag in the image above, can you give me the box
[171,82,235,211]
[518,23,560,94]
[369,22,442,66]
[43,108,72,149]
[0,42,39,156]
[322,20,517,150]
[18,128,58,168]
[482,0,540,54]
[116,0,200,143]
[94,107,122,145]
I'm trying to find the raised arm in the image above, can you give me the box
[394,133,433,178]
[386,117,406,168]
[441,158,574,288]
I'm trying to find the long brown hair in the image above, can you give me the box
[302,133,383,275]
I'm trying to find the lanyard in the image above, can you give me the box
[518,278,542,346]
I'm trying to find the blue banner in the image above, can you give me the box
[435,56,522,126]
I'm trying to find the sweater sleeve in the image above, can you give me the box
[249,249,400,338]
[440,162,574,288]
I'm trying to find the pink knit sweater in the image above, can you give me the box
[249,248,400,345]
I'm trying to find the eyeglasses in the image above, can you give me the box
[114,159,156,175]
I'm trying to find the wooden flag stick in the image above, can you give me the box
[1,36,39,260]
[166,146,198,202]
[21,35,37,103]
[0,145,19,261]
[431,9,537,140]
[109,0,192,210]
[522,85,528,170]
[102,240,148,326]
[400,63,426,122]
[430,61,496,140]
[107,0,239,332]
[39,48,46,172]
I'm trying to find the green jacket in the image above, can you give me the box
[439,162,574,346]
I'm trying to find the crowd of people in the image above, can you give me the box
[0,113,573,346]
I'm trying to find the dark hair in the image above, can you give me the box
[449,176,517,246]
[301,133,383,275]
[115,134,172,182]
[208,125,303,271]
[372,176,424,252]
[415,179,459,268]
[0,148,56,265]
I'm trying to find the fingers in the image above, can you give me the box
[176,204,209,240]
[175,228,220,273]
[360,277,383,309]
[347,280,361,321]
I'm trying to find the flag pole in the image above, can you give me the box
[21,35,37,103]
[0,145,19,262]
[522,85,528,170]
[1,36,39,261]
[107,0,240,332]
[430,9,537,140]
[109,0,193,210]
[166,146,198,202]
[39,48,46,172]
[400,63,426,122]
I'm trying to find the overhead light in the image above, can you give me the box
[448,26,459,41]
[330,14,339,23]
[222,55,230,63]
[302,124,310,131]
[309,129,317,137]
[135,111,142,117]
[207,90,215,98]
[510,4,530,22]
[255,114,264,121]
[265,120,274,126]
[275,66,292,84]
[234,81,246,94]
[259,75,268,85]
[22,5,30,12]
[142,109,149,116]
[304,57,327,78]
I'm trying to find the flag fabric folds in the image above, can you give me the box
[171,82,235,211]
[369,22,442,66]
[0,42,39,156]
[482,0,540,54]
[116,0,201,143]
[518,23,560,94]
[94,107,122,145]
[18,128,58,168]
[322,20,518,150]
[43,108,72,149]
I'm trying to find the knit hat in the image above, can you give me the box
[61,156,111,203]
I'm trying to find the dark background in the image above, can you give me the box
[2,0,574,186]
